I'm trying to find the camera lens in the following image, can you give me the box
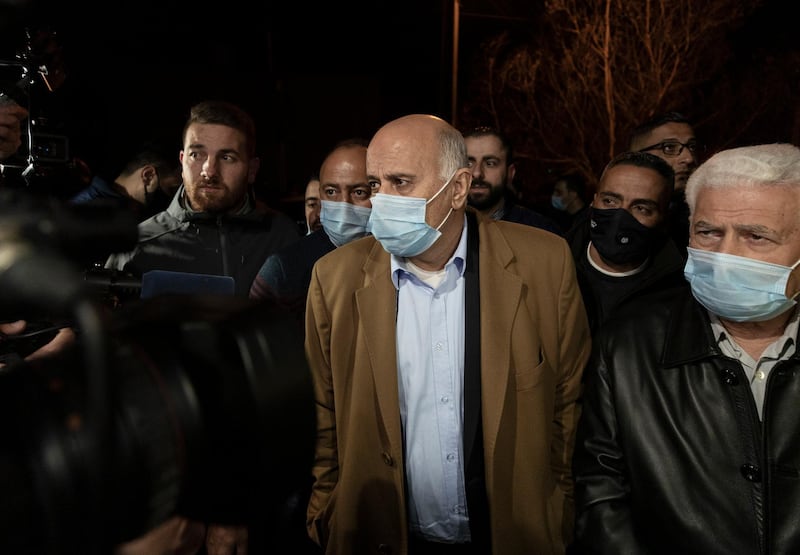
[0,295,315,554]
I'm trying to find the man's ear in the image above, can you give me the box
[140,164,156,180]
[787,271,800,301]
[451,168,471,209]
[140,164,157,193]
[507,162,516,185]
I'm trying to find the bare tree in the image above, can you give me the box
[459,0,769,200]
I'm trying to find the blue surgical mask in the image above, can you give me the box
[551,195,566,211]
[684,247,800,322]
[320,200,372,247]
[366,170,456,257]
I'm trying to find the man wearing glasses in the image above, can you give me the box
[628,112,704,257]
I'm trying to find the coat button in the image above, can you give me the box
[382,452,394,466]
[740,463,762,482]
[378,543,392,554]
[721,368,739,386]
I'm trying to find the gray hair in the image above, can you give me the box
[438,124,469,181]
[685,143,800,215]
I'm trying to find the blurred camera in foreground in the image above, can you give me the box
[0,294,315,554]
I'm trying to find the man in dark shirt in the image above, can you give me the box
[105,100,300,297]
[629,111,704,258]
[565,150,686,335]
[250,138,371,320]
[463,126,562,235]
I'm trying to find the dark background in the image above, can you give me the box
[1,0,796,219]
[1,0,455,219]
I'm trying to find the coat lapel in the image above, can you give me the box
[477,219,523,451]
[356,242,404,451]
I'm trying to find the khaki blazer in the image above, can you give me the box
[305,210,591,555]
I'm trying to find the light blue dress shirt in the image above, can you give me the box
[390,217,470,543]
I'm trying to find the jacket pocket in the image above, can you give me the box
[515,353,549,391]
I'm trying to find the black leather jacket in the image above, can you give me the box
[571,286,800,555]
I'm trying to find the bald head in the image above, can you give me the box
[320,143,367,178]
[368,114,468,185]
[319,142,371,207]
[366,114,471,270]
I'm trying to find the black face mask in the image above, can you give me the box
[589,207,659,265]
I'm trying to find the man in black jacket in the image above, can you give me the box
[463,125,563,236]
[629,111,704,259]
[564,150,686,336]
[249,138,371,321]
[571,143,800,554]
[105,101,302,554]
[105,100,300,297]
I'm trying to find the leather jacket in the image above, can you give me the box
[571,285,800,555]
[105,184,301,297]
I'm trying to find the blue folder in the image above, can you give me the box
[140,270,236,299]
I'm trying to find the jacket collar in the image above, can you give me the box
[662,287,800,367]
[661,288,722,367]
[167,183,259,222]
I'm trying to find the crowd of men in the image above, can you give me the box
[3,96,800,555]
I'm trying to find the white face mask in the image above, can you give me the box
[319,200,371,247]
[684,247,800,322]
[366,170,457,257]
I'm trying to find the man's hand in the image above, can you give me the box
[113,516,207,555]
[0,102,29,161]
[24,325,76,361]
[206,524,248,555]
[0,320,76,367]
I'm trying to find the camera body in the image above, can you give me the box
[31,131,69,163]
[0,190,316,554]
[0,295,315,554]
[0,35,72,186]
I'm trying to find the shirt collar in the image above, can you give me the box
[390,214,468,289]
[709,307,800,353]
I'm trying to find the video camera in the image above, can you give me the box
[0,190,316,554]
[0,27,73,186]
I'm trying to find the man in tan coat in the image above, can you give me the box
[305,114,591,554]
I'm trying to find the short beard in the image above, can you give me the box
[186,182,244,215]
[468,182,505,211]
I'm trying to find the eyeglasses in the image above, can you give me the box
[639,140,705,157]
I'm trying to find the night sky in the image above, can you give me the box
[1,0,796,214]
[1,0,451,215]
